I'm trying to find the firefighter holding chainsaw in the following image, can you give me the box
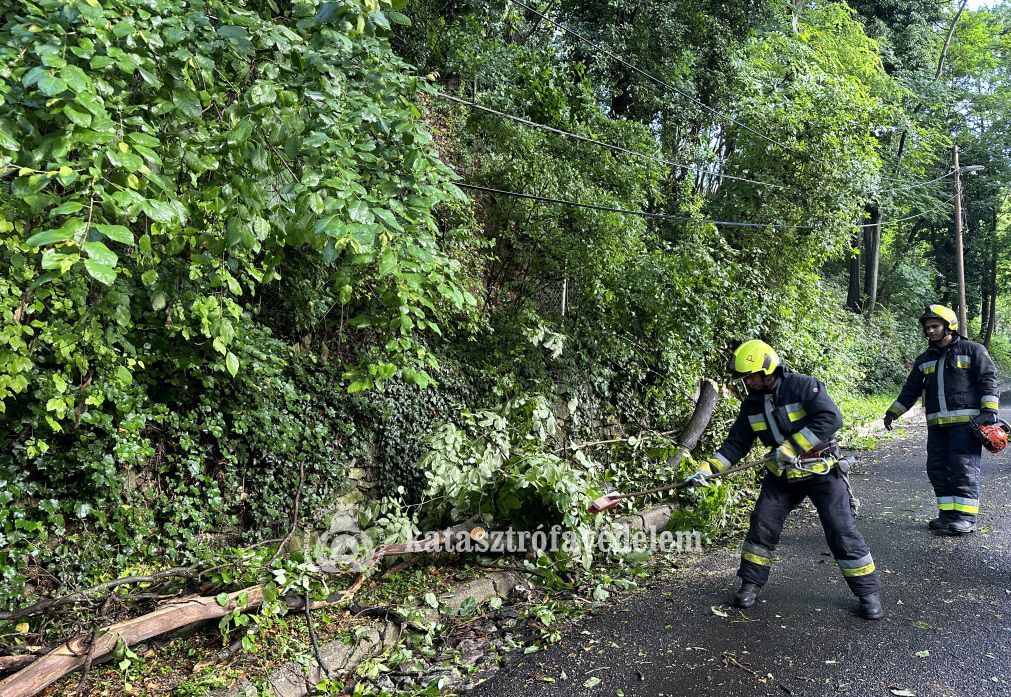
[688,340,882,620]
[884,305,1001,536]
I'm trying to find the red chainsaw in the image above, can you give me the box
[970,415,1011,453]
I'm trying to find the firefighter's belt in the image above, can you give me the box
[766,452,837,480]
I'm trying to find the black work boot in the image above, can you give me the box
[947,519,976,535]
[927,517,948,532]
[733,582,761,608]
[857,593,883,620]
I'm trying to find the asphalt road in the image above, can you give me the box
[468,406,1011,697]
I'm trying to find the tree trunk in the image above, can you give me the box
[665,379,720,470]
[981,261,991,340]
[863,205,881,319]
[846,230,862,312]
[984,246,998,348]
[0,586,265,697]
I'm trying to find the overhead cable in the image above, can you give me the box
[458,182,951,230]
[881,170,954,193]
[436,91,784,189]
[510,0,793,151]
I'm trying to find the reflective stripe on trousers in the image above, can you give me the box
[926,423,982,522]
[738,471,880,597]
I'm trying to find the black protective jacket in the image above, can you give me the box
[888,335,999,428]
[712,371,842,478]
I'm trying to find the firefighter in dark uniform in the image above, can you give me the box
[688,340,882,620]
[884,305,999,536]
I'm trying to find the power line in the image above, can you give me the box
[436,91,784,189]
[511,0,793,152]
[458,182,947,230]
[434,89,958,195]
[881,170,954,193]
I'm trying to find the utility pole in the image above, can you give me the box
[953,145,968,334]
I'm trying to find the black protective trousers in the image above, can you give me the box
[737,470,880,597]
[926,424,982,523]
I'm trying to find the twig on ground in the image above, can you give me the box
[722,651,759,677]
[304,592,332,680]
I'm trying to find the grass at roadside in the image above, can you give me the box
[836,392,894,450]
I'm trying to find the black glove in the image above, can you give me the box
[883,414,894,431]
[979,412,999,425]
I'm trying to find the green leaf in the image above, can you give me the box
[226,119,252,144]
[0,127,19,151]
[142,199,179,223]
[141,270,158,286]
[225,352,239,377]
[107,149,144,172]
[37,73,68,96]
[127,132,160,148]
[49,201,85,217]
[26,229,73,247]
[373,208,403,231]
[83,241,118,266]
[215,593,230,607]
[115,366,133,385]
[378,251,397,275]
[63,103,92,128]
[60,65,90,92]
[171,88,202,118]
[583,677,601,688]
[95,224,135,245]
[349,200,371,223]
[41,249,79,271]
[217,25,249,40]
[84,259,117,285]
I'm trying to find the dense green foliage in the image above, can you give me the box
[3,0,1011,615]
[0,0,474,606]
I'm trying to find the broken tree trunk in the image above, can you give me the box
[0,585,264,697]
[664,378,720,470]
[0,521,485,696]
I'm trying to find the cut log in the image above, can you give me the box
[0,586,263,697]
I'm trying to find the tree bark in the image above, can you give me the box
[984,246,998,348]
[846,230,862,312]
[0,523,486,696]
[935,0,969,80]
[0,586,265,697]
[863,205,881,319]
[665,379,720,470]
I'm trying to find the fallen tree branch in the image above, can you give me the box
[303,591,332,681]
[0,656,37,674]
[0,520,485,696]
[0,564,209,623]
[0,585,264,697]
